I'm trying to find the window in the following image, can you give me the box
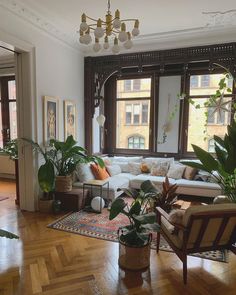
[128,136,145,149]
[208,138,215,153]
[124,80,131,91]
[0,76,17,148]
[116,78,151,150]
[186,74,232,153]
[201,75,210,87]
[190,76,198,88]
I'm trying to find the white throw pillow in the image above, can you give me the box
[112,161,130,173]
[167,164,186,179]
[106,164,122,176]
[128,162,142,175]
[76,163,95,182]
[114,156,143,163]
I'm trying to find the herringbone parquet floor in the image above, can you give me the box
[0,180,236,295]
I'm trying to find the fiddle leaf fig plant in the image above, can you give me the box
[109,180,160,247]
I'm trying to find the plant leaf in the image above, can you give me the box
[0,229,19,239]
[133,212,156,224]
[192,144,219,173]
[38,160,55,192]
[109,198,127,220]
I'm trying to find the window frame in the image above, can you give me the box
[182,70,235,157]
[115,74,154,154]
[0,76,16,147]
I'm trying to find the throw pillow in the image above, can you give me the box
[106,164,122,176]
[75,163,95,182]
[140,162,151,173]
[112,161,130,173]
[150,162,169,176]
[128,162,142,175]
[90,163,110,180]
[168,209,185,234]
[183,166,198,180]
[167,164,186,179]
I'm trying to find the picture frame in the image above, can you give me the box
[64,100,77,140]
[43,96,59,145]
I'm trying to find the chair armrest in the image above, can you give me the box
[156,206,186,231]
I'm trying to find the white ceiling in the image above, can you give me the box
[12,0,236,54]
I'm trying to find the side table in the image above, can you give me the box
[55,188,89,212]
[83,179,109,213]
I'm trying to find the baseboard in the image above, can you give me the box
[0,173,16,180]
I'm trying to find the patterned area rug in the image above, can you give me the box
[0,196,9,201]
[48,206,228,263]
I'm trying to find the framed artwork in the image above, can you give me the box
[43,96,59,145]
[64,100,77,140]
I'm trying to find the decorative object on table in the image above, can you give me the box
[91,196,105,213]
[78,0,140,54]
[64,100,77,140]
[96,114,106,149]
[83,179,109,213]
[55,188,89,212]
[0,139,20,205]
[38,196,54,213]
[43,96,59,145]
[181,120,236,203]
[109,180,160,271]
[48,200,228,263]
[23,135,104,196]
[155,177,178,213]
[213,195,232,204]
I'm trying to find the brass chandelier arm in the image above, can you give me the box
[85,15,138,24]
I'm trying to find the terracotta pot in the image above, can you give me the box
[55,175,72,192]
[38,199,53,213]
[118,232,152,271]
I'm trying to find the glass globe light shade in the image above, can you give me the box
[132,27,140,37]
[124,39,133,49]
[103,42,109,50]
[93,42,101,52]
[112,44,120,54]
[94,27,104,39]
[80,22,88,32]
[118,31,128,42]
[83,34,92,45]
[79,35,85,44]
[113,18,121,29]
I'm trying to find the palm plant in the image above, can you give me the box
[182,120,236,202]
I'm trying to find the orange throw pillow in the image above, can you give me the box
[140,163,150,173]
[90,163,110,180]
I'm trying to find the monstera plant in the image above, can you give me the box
[182,120,236,203]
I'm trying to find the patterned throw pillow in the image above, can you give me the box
[183,166,198,180]
[128,162,142,175]
[150,162,169,176]
[167,164,186,179]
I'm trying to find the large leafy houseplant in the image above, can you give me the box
[182,120,236,202]
[0,229,19,239]
[0,139,18,160]
[109,180,160,247]
[24,135,104,195]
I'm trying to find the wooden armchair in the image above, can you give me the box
[156,204,236,284]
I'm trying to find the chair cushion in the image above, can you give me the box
[161,217,182,249]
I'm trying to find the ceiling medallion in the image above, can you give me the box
[78,0,140,54]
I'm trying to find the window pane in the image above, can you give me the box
[8,80,16,100]
[142,103,148,124]
[116,100,150,149]
[125,104,132,124]
[187,97,230,152]
[208,139,215,153]
[0,102,2,148]
[190,74,233,96]
[117,78,151,98]
[9,102,17,140]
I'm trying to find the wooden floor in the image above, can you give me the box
[0,180,236,295]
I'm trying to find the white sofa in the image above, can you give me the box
[73,156,221,201]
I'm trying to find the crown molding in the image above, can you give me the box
[0,0,83,52]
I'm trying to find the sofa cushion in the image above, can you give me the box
[129,174,176,191]
[106,164,122,176]
[75,163,95,182]
[90,163,110,180]
[167,164,186,179]
[114,156,143,162]
[113,162,130,173]
[183,166,198,180]
[143,157,174,167]
[151,162,169,176]
[128,162,142,175]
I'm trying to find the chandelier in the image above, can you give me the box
[79,0,140,54]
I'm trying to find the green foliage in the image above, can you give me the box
[23,135,104,195]
[182,120,236,202]
[109,180,160,247]
[0,139,18,160]
[0,229,19,239]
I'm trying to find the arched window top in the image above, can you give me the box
[128,135,145,149]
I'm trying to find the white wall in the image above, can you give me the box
[157,76,181,153]
[0,7,84,146]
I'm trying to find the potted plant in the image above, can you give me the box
[181,120,236,203]
[109,180,160,271]
[24,135,104,208]
[0,229,19,239]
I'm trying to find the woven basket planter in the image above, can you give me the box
[118,230,152,271]
[38,199,53,213]
[55,175,72,192]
